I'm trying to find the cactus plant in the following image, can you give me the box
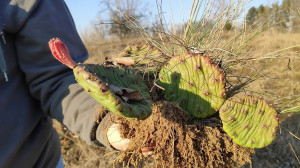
[111,44,168,72]
[159,53,226,118]
[219,95,279,148]
[49,38,152,120]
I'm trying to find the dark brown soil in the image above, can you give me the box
[112,101,254,168]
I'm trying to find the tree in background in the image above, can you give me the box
[279,0,291,31]
[246,0,300,32]
[257,4,270,21]
[223,22,233,31]
[86,16,108,42]
[281,0,300,32]
[88,0,300,41]
[291,0,300,31]
[99,0,149,39]
[257,5,265,16]
[246,7,258,25]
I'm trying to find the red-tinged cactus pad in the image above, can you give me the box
[48,38,152,120]
[219,95,279,148]
[159,54,226,118]
[73,64,152,120]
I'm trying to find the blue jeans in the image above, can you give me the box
[56,155,64,168]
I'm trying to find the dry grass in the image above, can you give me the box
[53,31,300,168]
[240,31,300,109]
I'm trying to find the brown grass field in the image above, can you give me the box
[53,31,300,168]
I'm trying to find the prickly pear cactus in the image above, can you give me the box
[74,65,152,120]
[49,38,152,120]
[159,54,226,118]
[219,95,279,148]
[112,44,168,71]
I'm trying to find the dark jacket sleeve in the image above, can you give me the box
[7,0,109,146]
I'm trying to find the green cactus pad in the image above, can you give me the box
[113,44,168,71]
[73,64,152,120]
[119,44,162,59]
[159,54,226,118]
[219,95,279,148]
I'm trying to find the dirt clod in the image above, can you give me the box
[114,101,254,168]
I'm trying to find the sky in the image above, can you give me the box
[64,0,282,33]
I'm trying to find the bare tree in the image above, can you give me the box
[99,0,149,39]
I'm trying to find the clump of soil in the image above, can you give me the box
[112,101,254,168]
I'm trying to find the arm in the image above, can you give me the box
[12,0,107,146]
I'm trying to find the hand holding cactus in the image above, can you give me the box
[49,38,154,153]
[49,38,152,120]
[49,37,284,167]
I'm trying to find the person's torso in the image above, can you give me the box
[0,1,61,167]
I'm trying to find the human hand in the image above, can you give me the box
[107,123,155,157]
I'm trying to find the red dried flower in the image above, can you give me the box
[49,38,76,69]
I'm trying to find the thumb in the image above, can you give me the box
[107,123,130,151]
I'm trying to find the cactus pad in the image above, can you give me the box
[49,38,152,120]
[73,64,152,120]
[159,54,226,118]
[112,44,168,71]
[219,95,279,148]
